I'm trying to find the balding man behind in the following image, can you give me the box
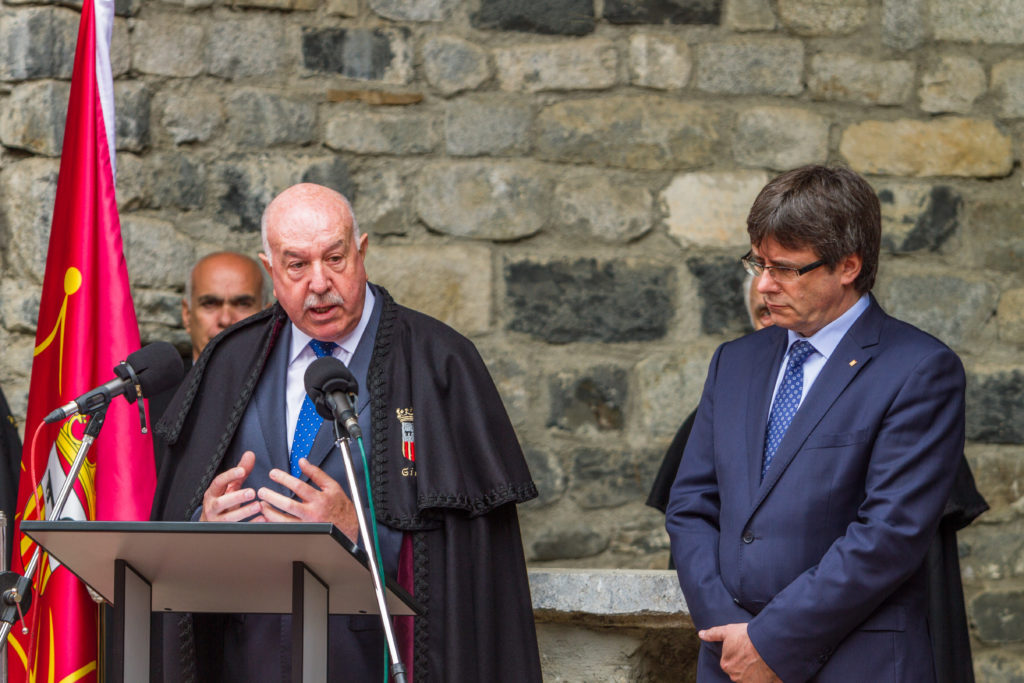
[181,251,266,362]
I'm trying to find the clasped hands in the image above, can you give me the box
[700,622,781,683]
[199,450,360,541]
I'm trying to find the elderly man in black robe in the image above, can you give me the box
[151,183,542,682]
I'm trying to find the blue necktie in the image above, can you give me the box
[290,340,338,477]
[762,340,815,480]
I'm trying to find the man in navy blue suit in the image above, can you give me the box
[666,165,966,682]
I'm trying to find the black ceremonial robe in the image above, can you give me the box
[151,285,542,682]
[0,386,22,568]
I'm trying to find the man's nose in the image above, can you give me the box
[308,262,329,292]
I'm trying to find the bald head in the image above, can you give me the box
[260,184,360,267]
[183,251,266,360]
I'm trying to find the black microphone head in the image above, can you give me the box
[304,356,358,420]
[115,342,185,397]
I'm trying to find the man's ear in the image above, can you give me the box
[840,252,862,286]
[181,299,191,333]
[357,232,369,258]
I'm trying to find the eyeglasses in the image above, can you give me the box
[740,251,826,282]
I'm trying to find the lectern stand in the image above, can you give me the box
[20,521,419,683]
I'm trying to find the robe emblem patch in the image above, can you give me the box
[397,408,416,476]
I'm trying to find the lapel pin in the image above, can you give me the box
[849,360,858,367]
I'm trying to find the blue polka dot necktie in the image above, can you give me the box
[762,340,815,480]
[290,340,338,477]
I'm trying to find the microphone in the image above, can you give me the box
[303,356,362,439]
[44,342,184,424]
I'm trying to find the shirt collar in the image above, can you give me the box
[289,284,375,365]
[786,293,869,360]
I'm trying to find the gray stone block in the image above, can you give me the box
[997,288,1024,344]
[0,279,40,333]
[352,165,411,236]
[972,590,1024,643]
[369,0,458,21]
[605,0,720,25]
[531,525,609,561]
[635,352,714,437]
[422,36,490,97]
[529,568,687,616]
[0,7,78,81]
[966,369,1024,444]
[415,161,549,240]
[628,32,692,90]
[0,80,69,157]
[882,0,926,50]
[724,0,776,31]
[494,40,618,93]
[547,365,628,433]
[118,152,207,211]
[363,244,493,336]
[933,0,1024,45]
[993,60,1024,119]
[302,27,413,84]
[570,447,659,510]
[876,184,961,253]
[0,158,59,282]
[225,90,316,147]
[444,97,531,157]
[809,54,914,106]
[121,215,196,289]
[325,107,440,155]
[472,0,595,36]
[686,255,751,336]
[536,96,723,170]
[207,16,289,80]
[131,19,205,77]
[733,106,829,170]
[114,81,150,153]
[974,650,1024,682]
[878,274,995,348]
[553,169,654,243]
[159,92,223,145]
[521,447,566,508]
[697,38,803,96]
[919,56,986,114]
[777,0,868,35]
[504,258,674,343]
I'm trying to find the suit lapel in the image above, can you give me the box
[253,324,290,470]
[746,329,789,502]
[751,300,884,512]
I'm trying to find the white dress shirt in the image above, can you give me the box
[768,294,870,410]
[285,285,375,450]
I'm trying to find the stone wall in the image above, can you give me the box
[1,0,1023,678]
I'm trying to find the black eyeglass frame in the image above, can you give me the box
[740,250,826,281]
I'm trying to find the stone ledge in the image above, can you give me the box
[529,568,691,628]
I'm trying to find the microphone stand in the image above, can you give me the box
[0,405,110,650]
[330,421,407,683]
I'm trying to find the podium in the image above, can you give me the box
[20,520,420,683]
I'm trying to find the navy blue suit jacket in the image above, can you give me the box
[666,298,965,682]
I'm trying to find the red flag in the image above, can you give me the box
[7,0,155,679]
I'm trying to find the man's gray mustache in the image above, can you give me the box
[304,292,345,309]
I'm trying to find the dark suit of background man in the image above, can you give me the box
[151,183,542,682]
[667,165,967,683]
